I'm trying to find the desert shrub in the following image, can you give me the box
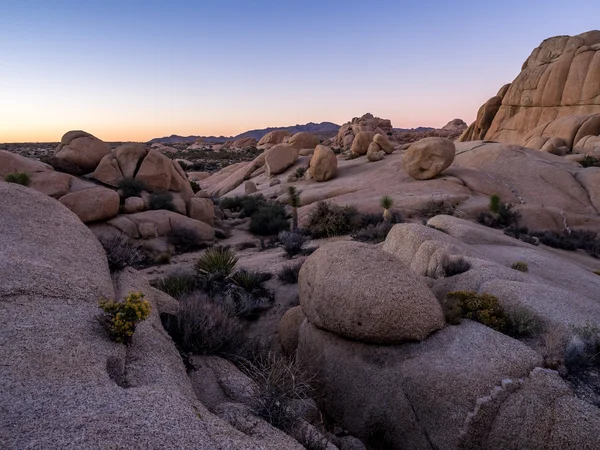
[477,196,520,229]
[581,155,600,168]
[420,199,454,218]
[98,291,151,344]
[148,192,176,211]
[505,307,544,338]
[351,221,395,244]
[278,262,303,284]
[306,201,359,238]
[279,231,308,257]
[189,180,201,193]
[117,177,147,199]
[151,271,197,300]
[504,226,540,245]
[155,251,172,265]
[594,271,600,276]
[238,352,314,432]
[565,324,600,372]
[161,293,244,355]
[219,194,267,217]
[168,226,206,253]
[195,246,238,292]
[226,269,274,319]
[249,203,290,236]
[177,160,189,170]
[511,261,529,272]
[295,166,307,178]
[531,229,600,257]
[442,256,471,277]
[444,291,507,332]
[4,171,30,186]
[345,152,360,160]
[99,235,149,272]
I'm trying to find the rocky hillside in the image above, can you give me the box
[460,30,600,152]
[148,122,340,145]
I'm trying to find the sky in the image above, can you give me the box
[1,1,600,143]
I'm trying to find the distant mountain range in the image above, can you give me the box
[147,121,341,145]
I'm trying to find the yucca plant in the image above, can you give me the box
[195,246,238,282]
[287,186,301,232]
[380,195,394,222]
[489,194,501,214]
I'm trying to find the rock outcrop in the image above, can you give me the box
[51,130,111,175]
[265,144,298,176]
[335,113,393,150]
[288,131,319,151]
[309,145,337,182]
[460,31,600,150]
[299,241,445,344]
[257,130,290,149]
[58,186,120,223]
[403,137,456,179]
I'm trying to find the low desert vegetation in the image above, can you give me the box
[563,324,600,406]
[477,194,520,229]
[444,291,508,332]
[279,230,308,257]
[441,256,471,277]
[4,170,31,186]
[99,235,150,272]
[148,192,176,211]
[167,226,207,253]
[161,292,244,355]
[238,352,315,432]
[380,195,394,222]
[294,166,307,178]
[151,271,197,300]
[195,245,239,292]
[594,270,600,276]
[278,261,303,284]
[98,291,151,345]
[117,177,147,199]
[219,194,291,236]
[189,180,201,193]
[511,261,529,272]
[287,186,301,232]
[581,155,600,168]
[505,306,544,338]
[419,199,455,219]
[227,269,274,319]
[506,227,600,258]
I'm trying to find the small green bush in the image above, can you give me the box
[531,229,600,258]
[278,262,303,284]
[295,166,307,178]
[220,194,267,217]
[511,261,529,272]
[151,271,197,300]
[227,269,274,318]
[4,171,30,186]
[249,203,290,236]
[98,291,151,344]
[189,180,201,193]
[117,177,147,199]
[148,192,176,211]
[99,235,150,272]
[594,271,600,276]
[306,201,359,238]
[444,291,507,332]
[477,197,520,229]
[351,221,394,244]
[581,155,600,168]
[195,246,238,284]
[420,199,455,219]
[279,231,308,257]
[505,307,543,338]
[168,226,206,253]
[161,293,244,355]
[442,256,471,277]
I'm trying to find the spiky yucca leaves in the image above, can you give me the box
[380,195,394,222]
[195,246,239,291]
[489,194,501,214]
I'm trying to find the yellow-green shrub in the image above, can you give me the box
[445,291,507,332]
[98,291,151,344]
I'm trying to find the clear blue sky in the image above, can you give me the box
[1,0,599,142]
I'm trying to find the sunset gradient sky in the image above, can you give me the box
[2,0,600,142]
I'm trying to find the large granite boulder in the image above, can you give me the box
[309,145,337,181]
[288,131,319,151]
[460,31,600,149]
[299,241,445,344]
[265,144,298,176]
[51,130,111,175]
[58,186,120,223]
[403,137,455,180]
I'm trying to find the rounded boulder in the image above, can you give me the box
[403,137,456,180]
[350,131,375,156]
[309,145,337,182]
[299,241,445,344]
[288,131,319,151]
